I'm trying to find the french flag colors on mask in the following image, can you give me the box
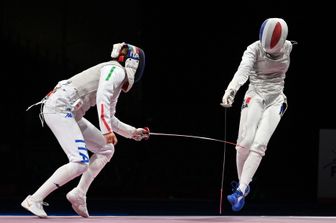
[259,18,288,54]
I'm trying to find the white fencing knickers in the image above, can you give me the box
[236,89,287,185]
[42,81,114,163]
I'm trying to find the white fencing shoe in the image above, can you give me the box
[21,195,48,218]
[66,188,89,218]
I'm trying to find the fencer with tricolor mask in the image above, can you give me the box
[222,18,294,211]
[259,18,288,55]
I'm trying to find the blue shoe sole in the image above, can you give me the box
[227,194,245,212]
[232,199,245,212]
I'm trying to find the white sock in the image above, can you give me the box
[238,183,249,195]
[239,151,262,190]
[236,148,250,180]
[32,162,87,201]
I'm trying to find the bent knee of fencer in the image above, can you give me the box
[87,149,114,179]
[70,161,89,175]
[238,135,255,150]
[236,145,250,156]
[250,142,267,157]
[96,144,115,161]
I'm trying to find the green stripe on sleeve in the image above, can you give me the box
[105,66,116,81]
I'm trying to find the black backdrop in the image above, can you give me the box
[1,0,336,215]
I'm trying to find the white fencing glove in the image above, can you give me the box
[132,127,150,141]
[221,89,236,108]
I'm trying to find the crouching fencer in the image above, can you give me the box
[22,43,150,218]
[221,18,295,211]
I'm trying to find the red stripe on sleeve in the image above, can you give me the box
[100,103,112,132]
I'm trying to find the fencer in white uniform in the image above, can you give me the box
[21,43,149,218]
[221,18,294,211]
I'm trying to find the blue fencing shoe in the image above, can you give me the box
[227,181,250,212]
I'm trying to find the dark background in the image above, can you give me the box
[1,0,335,216]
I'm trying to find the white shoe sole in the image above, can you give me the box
[21,197,47,218]
[66,192,89,218]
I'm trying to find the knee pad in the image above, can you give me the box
[250,142,267,157]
